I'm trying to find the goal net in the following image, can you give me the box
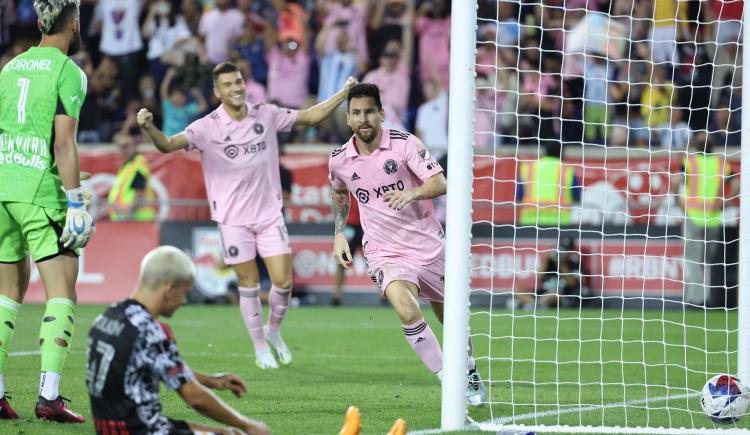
[440,0,747,433]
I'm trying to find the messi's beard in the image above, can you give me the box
[68,29,82,56]
[355,124,378,143]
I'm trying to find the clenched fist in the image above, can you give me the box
[344,76,358,91]
[137,109,154,129]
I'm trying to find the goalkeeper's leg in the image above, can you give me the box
[0,258,27,420]
[35,253,85,423]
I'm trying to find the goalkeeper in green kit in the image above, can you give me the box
[0,0,93,423]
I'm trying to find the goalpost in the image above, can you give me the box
[441,0,750,433]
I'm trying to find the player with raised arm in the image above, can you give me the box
[328,83,485,405]
[0,0,93,422]
[137,62,357,369]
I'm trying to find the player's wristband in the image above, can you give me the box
[65,187,86,208]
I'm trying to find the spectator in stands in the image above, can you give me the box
[93,0,144,99]
[510,236,587,310]
[79,56,122,142]
[671,132,736,306]
[369,0,414,66]
[495,50,520,145]
[517,143,581,227]
[317,0,370,70]
[180,0,203,36]
[267,27,311,109]
[141,0,192,84]
[275,0,309,45]
[657,108,690,149]
[160,67,207,137]
[0,0,14,54]
[415,62,447,159]
[709,99,741,148]
[362,19,413,128]
[414,0,450,87]
[108,133,156,222]
[237,60,267,104]
[138,74,162,122]
[316,19,361,142]
[172,41,214,97]
[231,19,269,85]
[474,74,496,148]
[199,0,245,65]
[649,0,689,65]
[641,65,675,129]
[582,54,610,144]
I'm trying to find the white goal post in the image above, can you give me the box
[442,0,750,433]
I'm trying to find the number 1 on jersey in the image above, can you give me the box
[17,78,30,124]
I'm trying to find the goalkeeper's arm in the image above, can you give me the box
[54,114,95,249]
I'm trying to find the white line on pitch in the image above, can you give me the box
[408,392,699,435]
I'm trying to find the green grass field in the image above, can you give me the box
[0,304,746,434]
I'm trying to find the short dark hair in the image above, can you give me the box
[212,62,241,84]
[346,83,382,111]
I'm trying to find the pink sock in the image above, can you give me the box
[403,319,443,374]
[239,286,267,351]
[268,285,292,333]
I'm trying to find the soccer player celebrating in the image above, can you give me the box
[329,83,485,405]
[0,0,94,422]
[87,246,270,435]
[137,62,357,369]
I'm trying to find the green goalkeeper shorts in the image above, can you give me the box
[0,202,78,263]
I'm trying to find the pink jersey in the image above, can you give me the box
[184,103,298,225]
[328,129,445,265]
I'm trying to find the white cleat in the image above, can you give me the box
[466,368,486,406]
[255,348,278,369]
[264,326,292,365]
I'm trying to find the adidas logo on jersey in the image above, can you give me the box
[351,172,360,181]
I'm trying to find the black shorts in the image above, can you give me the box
[345,224,364,254]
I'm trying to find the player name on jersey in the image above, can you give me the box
[0,133,49,170]
[3,58,54,71]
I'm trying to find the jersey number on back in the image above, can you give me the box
[16,78,30,124]
[86,338,116,397]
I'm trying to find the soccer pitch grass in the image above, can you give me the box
[0,304,747,434]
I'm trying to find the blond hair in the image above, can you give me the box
[34,0,80,34]
[138,246,196,289]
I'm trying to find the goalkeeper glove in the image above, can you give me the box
[60,187,96,249]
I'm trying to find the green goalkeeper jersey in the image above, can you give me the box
[0,47,87,208]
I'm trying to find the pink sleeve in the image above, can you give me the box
[269,104,299,132]
[415,16,427,34]
[183,118,206,152]
[328,156,347,191]
[404,135,443,181]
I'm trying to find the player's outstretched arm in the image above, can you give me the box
[332,188,353,269]
[384,172,447,211]
[295,76,358,127]
[193,370,247,398]
[136,108,189,153]
[177,379,270,435]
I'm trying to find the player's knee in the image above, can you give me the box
[395,303,423,325]
[272,279,293,290]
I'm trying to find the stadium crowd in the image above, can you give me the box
[0,0,742,151]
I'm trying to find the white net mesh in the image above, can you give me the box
[466,0,744,432]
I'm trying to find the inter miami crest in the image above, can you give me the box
[228,246,239,257]
[383,159,398,175]
[355,188,370,204]
[253,123,264,134]
[224,145,239,159]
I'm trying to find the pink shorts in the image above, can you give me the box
[368,257,445,303]
[218,214,291,265]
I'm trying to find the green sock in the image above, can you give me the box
[39,298,75,374]
[0,296,20,374]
